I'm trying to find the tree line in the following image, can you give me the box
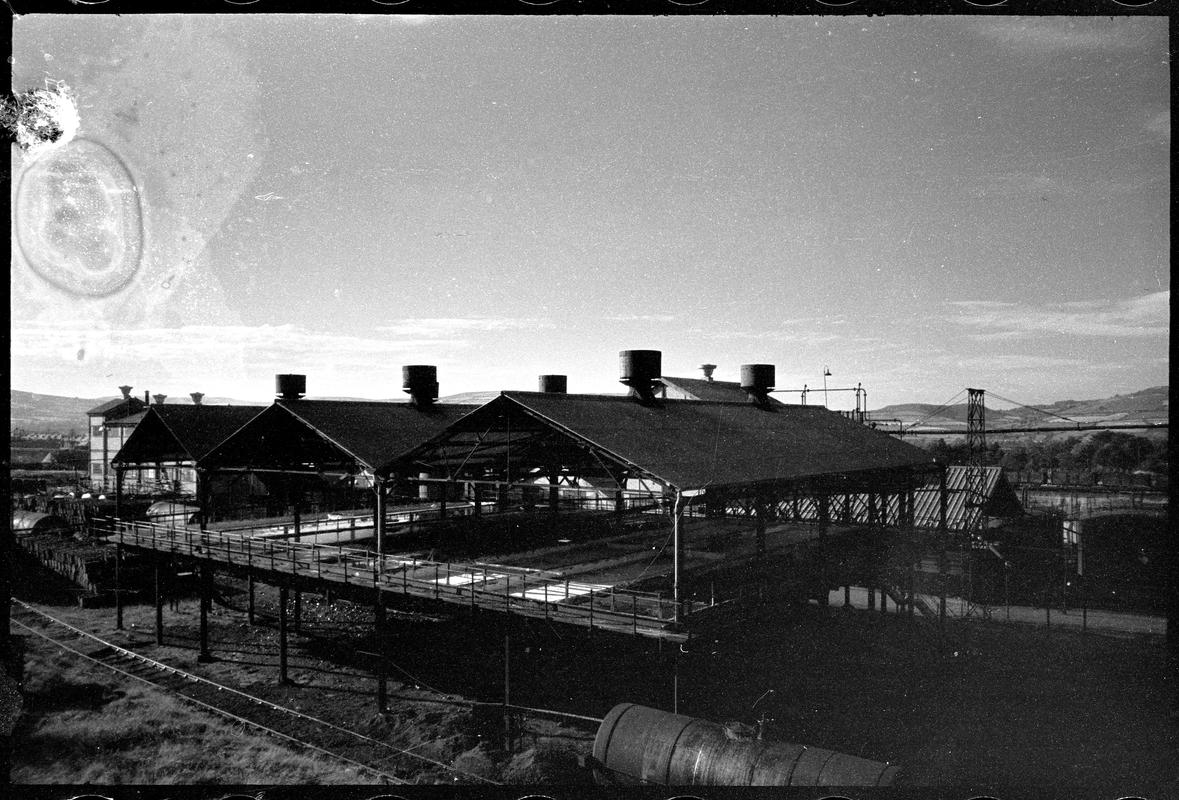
[919,430,1168,476]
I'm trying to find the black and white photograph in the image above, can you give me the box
[4,7,1173,796]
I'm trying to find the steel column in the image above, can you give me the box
[673,492,685,624]
[247,573,255,624]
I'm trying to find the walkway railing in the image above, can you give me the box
[98,517,697,642]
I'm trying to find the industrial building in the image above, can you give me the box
[86,386,147,491]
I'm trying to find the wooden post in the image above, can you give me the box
[503,633,512,753]
[198,562,213,663]
[374,478,387,575]
[247,573,256,624]
[279,585,290,684]
[154,559,164,646]
[375,595,387,712]
[673,491,685,624]
[843,584,850,610]
[868,586,876,612]
[294,590,302,635]
[114,543,123,630]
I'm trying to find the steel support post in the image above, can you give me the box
[114,466,124,525]
[154,559,164,646]
[279,585,290,684]
[198,562,213,663]
[472,482,482,519]
[294,590,302,635]
[868,586,876,612]
[375,478,387,574]
[114,543,123,630]
[247,573,255,624]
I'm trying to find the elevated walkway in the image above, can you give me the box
[100,518,703,642]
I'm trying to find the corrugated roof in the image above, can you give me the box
[403,392,935,491]
[661,376,785,405]
[204,400,478,471]
[912,465,1023,531]
[113,405,266,465]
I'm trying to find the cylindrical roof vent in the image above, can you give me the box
[402,365,439,407]
[699,364,717,382]
[538,374,567,394]
[152,393,167,405]
[740,364,775,406]
[619,350,663,403]
[189,392,205,406]
[275,374,306,400]
[118,385,133,400]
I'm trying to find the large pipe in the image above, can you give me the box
[593,703,898,786]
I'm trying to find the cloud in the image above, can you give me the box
[1145,110,1170,141]
[968,18,1156,52]
[947,291,1169,340]
[376,318,553,336]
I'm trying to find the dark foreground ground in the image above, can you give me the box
[9,548,1177,795]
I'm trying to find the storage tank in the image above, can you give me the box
[402,365,439,407]
[11,511,71,537]
[593,703,897,787]
[276,374,307,400]
[619,350,662,402]
[538,374,568,394]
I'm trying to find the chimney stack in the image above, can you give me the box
[699,364,717,382]
[538,374,567,394]
[190,392,205,406]
[144,390,150,405]
[275,374,307,400]
[402,365,439,408]
[619,350,663,404]
[118,385,133,400]
[152,393,167,405]
[739,364,776,408]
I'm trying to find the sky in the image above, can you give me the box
[9,14,1170,409]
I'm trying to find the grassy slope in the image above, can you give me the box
[12,636,377,784]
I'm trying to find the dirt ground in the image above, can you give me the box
[9,549,1178,793]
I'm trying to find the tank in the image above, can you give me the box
[739,364,775,393]
[11,511,71,537]
[619,350,662,384]
[275,373,307,400]
[593,703,897,787]
[146,502,200,527]
[538,374,568,394]
[402,365,439,406]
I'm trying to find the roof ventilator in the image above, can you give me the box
[619,349,664,405]
[740,364,776,408]
[152,393,168,405]
[699,364,717,382]
[403,365,439,408]
[276,374,307,400]
[190,392,205,406]
[538,374,568,394]
[118,385,133,400]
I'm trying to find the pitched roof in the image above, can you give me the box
[394,392,936,491]
[113,405,266,465]
[661,376,785,405]
[86,397,147,418]
[202,399,478,472]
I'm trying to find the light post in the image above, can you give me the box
[822,366,832,408]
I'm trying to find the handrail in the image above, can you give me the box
[99,515,695,635]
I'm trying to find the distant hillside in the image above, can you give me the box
[10,389,265,434]
[872,386,1169,437]
[12,385,1169,437]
